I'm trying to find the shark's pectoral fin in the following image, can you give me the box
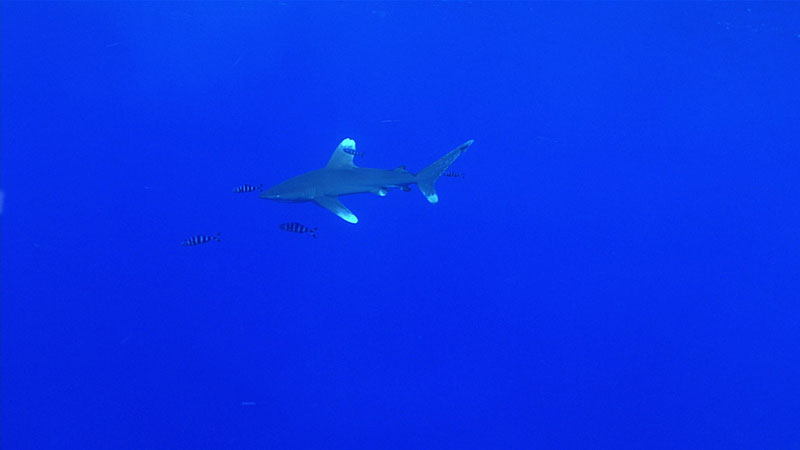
[314,196,358,223]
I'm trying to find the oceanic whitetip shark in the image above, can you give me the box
[260,138,474,223]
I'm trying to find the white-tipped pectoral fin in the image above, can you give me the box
[314,196,359,223]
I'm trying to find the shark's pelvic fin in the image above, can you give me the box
[326,138,358,169]
[314,195,359,223]
[416,139,474,204]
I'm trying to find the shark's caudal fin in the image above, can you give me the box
[416,140,474,204]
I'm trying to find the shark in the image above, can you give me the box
[260,138,474,223]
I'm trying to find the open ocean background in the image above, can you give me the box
[2,2,799,448]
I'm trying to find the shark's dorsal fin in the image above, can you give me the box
[326,138,358,169]
[314,195,358,223]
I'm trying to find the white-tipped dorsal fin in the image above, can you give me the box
[326,138,358,169]
[314,195,359,223]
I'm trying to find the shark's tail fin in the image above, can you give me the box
[416,140,474,204]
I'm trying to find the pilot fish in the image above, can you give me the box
[343,147,365,158]
[279,222,317,238]
[233,184,263,193]
[443,171,465,178]
[182,233,221,246]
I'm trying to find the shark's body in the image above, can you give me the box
[261,138,473,223]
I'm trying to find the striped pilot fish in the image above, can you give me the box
[233,184,263,193]
[279,222,318,238]
[182,233,221,246]
[342,147,365,158]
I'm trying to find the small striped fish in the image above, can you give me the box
[279,222,317,238]
[443,171,465,178]
[233,184,263,193]
[182,233,221,246]
[343,148,365,158]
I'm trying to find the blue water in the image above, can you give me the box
[2,3,799,448]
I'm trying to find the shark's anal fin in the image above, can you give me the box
[314,196,358,223]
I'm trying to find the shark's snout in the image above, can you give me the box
[260,186,295,202]
[259,188,280,200]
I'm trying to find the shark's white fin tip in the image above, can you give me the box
[416,139,472,204]
[314,195,359,223]
[326,139,358,169]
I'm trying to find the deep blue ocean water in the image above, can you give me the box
[2,2,799,448]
